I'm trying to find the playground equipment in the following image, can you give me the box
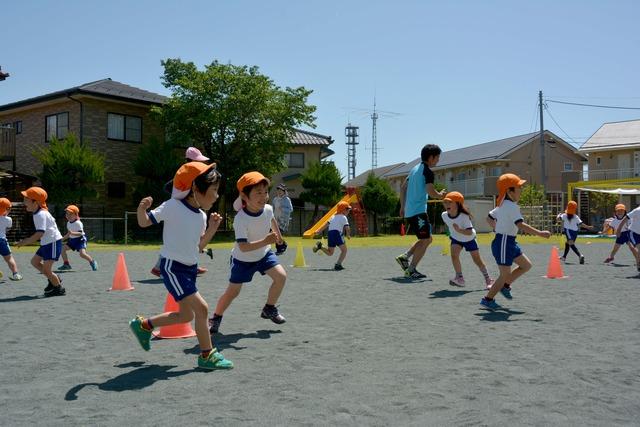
[303,188,368,238]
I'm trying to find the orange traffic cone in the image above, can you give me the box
[152,294,197,339]
[109,252,134,291]
[544,246,569,279]
[400,223,406,236]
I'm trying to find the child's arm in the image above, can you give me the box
[68,231,83,237]
[62,231,70,240]
[199,212,222,252]
[579,223,595,231]
[517,221,551,238]
[343,224,351,239]
[237,233,278,252]
[137,197,154,228]
[314,221,330,236]
[452,223,474,236]
[16,231,44,247]
[615,217,629,236]
[486,215,496,230]
[270,217,284,244]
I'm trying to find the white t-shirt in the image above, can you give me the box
[489,199,523,236]
[557,213,582,231]
[232,204,275,262]
[149,198,206,266]
[328,213,349,233]
[67,219,85,237]
[609,215,628,232]
[626,207,640,234]
[0,216,12,239]
[33,208,63,245]
[441,211,476,242]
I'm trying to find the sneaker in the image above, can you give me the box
[404,269,427,279]
[45,285,66,297]
[484,277,494,289]
[206,248,214,259]
[334,264,345,271]
[559,256,566,263]
[208,315,222,334]
[500,286,513,300]
[480,297,501,310]
[43,282,55,295]
[198,350,234,370]
[579,255,585,265]
[261,306,286,324]
[90,260,98,271]
[58,264,72,271]
[312,241,323,253]
[449,276,465,287]
[10,272,22,281]
[150,267,161,277]
[197,266,208,275]
[604,256,614,263]
[395,254,410,271]
[129,316,152,351]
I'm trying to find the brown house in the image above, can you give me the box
[0,78,167,215]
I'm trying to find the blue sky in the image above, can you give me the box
[2,0,639,179]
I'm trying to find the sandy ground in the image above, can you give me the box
[1,241,639,426]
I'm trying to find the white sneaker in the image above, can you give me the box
[449,276,465,287]
[10,272,23,281]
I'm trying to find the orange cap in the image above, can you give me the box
[65,204,80,216]
[496,173,526,206]
[237,172,270,193]
[172,162,215,199]
[566,200,577,215]
[443,191,464,203]
[337,201,352,214]
[615,203,626,212]
[21,186,48,209]
[0,198,11,215]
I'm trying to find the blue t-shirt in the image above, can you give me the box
[404,162,434,218]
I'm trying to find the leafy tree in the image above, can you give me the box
[519,183,546,207]
[132,136,183,203]
[589,191,618,226]
[299,161,343,218]
[361,173,398,235]
[35,133,104,207]
[152,58,316,203]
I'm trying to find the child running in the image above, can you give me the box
[614,203,640,273]
[312,200,351,270]
[58,205,98,271]
[209,172,287,334]
[480,174,551,310]
[556,200,594,264]
[16,187,65,296]
[0,198,23,280]
[129,162,233,370]
[395,144,446,279]
[603,203,639,264]
[440,191,493,288]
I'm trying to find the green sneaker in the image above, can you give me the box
[129,316,152,351]
[198,350,234,370]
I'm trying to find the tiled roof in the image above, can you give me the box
[579,119,640,152]
[292,129,333,145]
[344,162,406,187]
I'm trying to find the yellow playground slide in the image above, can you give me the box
[302,194,358,238]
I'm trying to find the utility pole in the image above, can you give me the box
[539,90,546,189]
[371,98,379,170]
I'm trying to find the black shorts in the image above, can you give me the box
[409,213,432,240]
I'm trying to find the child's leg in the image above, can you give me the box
[486,265,512,299]
[568,241,582,257]
[147,298,195,327]
[410,237,432,268]
[3,254,19,274]
[264,264,287,306]
[609,243,621,258]
[336,244,348,265]
[42,260,61,286]
[78,248,94,263]
[213,283,243,316]
[60,245,70,264]
[30,254,44,273]
[321,247,335,256]
[450,244,463,275]
[508,254,532,284]
[562,241,572,258]
[470,250,492,284]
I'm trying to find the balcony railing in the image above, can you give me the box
[447,177,487,196]
[587,168,639,181]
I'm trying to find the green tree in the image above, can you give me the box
[35,133,105,207]
[132,136,183,203]
[519,183,546,207]
[152,58,316,202]
[299,161,343,218]
[361,173,398,235]
[589,191,618,226]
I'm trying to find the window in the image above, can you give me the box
[285,152,304,168]
[14,121,22,134]
[45,112,69,142]
[564,162,573,171]
[596,157,602,166]
[490,166,502,176]
[456,172,466,181]
[107,113,142,142]
[107,182,126,198]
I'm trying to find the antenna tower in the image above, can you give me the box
[345,123,359,181]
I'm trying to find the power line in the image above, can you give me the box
[546,99,640,110]
[543,104,578,144]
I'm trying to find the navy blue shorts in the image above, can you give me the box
[630,232,640,247]
[563,228,578,241]
[408,213,432,239]
[450,237,479,252]
[159,257,198,302]
[67,236,87,251]
[36,240,62,261]
[0,238,11,256]
[491,234,522,266]
[229,251,280,284]
[327,230,345,248]
[616,230,630,245]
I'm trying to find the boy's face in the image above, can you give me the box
[615,209,625,217]
[198,182,220,211]
[23,197,38,212]
[509,186,523,202]
[65,210,78,221]
[426,154,440,167]
[243,183,269,212]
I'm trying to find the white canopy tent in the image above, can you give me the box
[575,187,640,195]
